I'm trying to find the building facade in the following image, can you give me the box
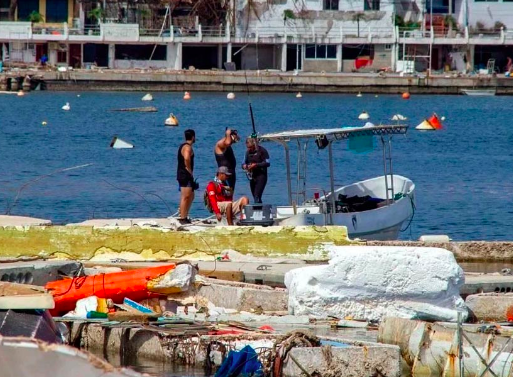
[0,0,512,73]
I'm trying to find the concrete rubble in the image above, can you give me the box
[466,292,513,322]
[285,246,468,322]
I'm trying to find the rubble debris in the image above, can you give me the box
[285,246,468,322]
[466,292,513,322]
[147,263,195,294]
[45,265,175,315]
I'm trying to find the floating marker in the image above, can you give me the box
[17,91,24,97]
[402,92,411,99]
[416,113,443,131]
[391,114,407,121]
[441,116,446,121]
[77,94,81,97]
[375,94,378,98]
[141,93,153,101]
[356,92,363,97]
[62,102,70,111]
[183,91,191,100]
[358,111,370,120]
[42,121,47,126]
[227,92,235,100]
[296,92,302,98]
[165,113,179,127]
[110,136,134,149]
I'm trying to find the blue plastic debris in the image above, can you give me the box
[214,345,263,377]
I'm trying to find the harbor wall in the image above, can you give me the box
[3,70,513,94]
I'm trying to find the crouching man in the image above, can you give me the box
[205,166,249,225]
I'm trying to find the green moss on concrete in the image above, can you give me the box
[0,225,351,260]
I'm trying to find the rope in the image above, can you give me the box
[400,193,416,233]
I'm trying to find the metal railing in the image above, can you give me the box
[32,25,66,36]
[201,26,225,37]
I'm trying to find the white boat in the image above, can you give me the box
[258,125,416,240]
[461,89,496,96]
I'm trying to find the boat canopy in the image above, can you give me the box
[258,125,408,143]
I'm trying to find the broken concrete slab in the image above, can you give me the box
[282,341,401,377]
[196,283,287,313]
[0,336,143,377]
[466,292,513,322]
[286,246,468,322]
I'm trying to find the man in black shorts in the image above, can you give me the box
[177,129,196,223]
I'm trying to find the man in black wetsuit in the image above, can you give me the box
[177,129,196,224]
[242,137,270,203]
[214,128,240,190]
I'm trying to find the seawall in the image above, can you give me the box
[3,70,512,94]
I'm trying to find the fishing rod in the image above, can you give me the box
[244,71,257,138]
[5,163,94,215]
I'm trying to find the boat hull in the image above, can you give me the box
[275,175,415,241]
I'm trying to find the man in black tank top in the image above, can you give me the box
[214,128,239,190]
[177,129,196,223]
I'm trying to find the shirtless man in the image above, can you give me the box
[214,128,240,190]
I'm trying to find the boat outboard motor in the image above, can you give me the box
[239,204,274,226]
[315,135,329,150]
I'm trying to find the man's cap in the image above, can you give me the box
[217,166,232,175]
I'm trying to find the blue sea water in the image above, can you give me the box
[1,91,512,241]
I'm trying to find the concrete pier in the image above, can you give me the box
[2,70,513,94]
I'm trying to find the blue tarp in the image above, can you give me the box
[214,345,263,377]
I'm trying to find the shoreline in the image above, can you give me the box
[2,69,512,94]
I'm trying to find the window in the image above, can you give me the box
[324,0,339,10]
[305,44,337,59]
[18,0,39,20]
[46,0,68,22]
[384,44,392,51]
[364,0,380,10]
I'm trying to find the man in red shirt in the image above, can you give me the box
[206,166,249,225]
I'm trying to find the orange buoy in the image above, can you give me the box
[183,91,191,100]
[427,113,443,130]
[45,265,175,315]
[402,92,410,99]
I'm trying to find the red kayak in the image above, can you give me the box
[45,265,175,315]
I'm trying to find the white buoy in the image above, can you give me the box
[356,92,363,97]
[391,114,407,121]
[375,94,378,98]
[110,136,134,149]
[62,102,70,111]
[296,92,302,98]
[227,92,235,100]
[358,111,370,120]
[42,121,47,126]
[77,94,81,98]
[441,116,446,121]
[141,93,153,101]
[183,91,191,100]
[17,91,24,97]
[165,113,179,127]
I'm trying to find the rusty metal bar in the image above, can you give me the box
[479,337,512,377]
[461,332,499,377]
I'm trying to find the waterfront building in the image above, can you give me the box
[0,0,512,73]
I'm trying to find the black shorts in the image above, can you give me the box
[178,177,193,188]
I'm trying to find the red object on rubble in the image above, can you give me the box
[45,264,175,315]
